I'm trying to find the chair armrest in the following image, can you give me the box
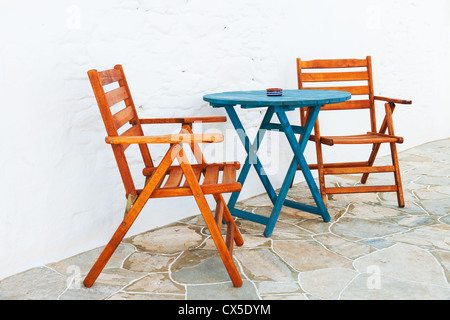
[105,133,223,145]
[374,96,412,105]
[139,116,227,124]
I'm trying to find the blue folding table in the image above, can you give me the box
[203,89,351,237]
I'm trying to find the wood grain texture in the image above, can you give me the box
[374,96,412,104]
[139,116,227,124]
[98,68,122,86]
[301,71,369,82]
[105,133,224,145]
[300,58,368,69]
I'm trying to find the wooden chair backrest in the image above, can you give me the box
[297,56,377,132]
[88,64,153,196]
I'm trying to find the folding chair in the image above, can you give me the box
[295,56,412,207]
[83,64,244,288]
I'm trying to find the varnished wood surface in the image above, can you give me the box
[296,56,412,208]
[84,64,244,288]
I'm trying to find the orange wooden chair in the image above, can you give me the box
[296,57,412,207]
[83,64,244,288]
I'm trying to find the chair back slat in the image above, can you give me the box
[119,125,144,152]
[301,71,369,82]
[98,69,123,86]
[313,86,370,96]
[105,86,129,107]
[88,65,154,196]
[298,56,376,132]
[112,105,135,129]
[321,99,371,111]
[300,59,368,69]
[121,123,142,137]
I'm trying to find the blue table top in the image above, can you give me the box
[203,89,351,108]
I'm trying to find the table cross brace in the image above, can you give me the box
[223,105,330,237]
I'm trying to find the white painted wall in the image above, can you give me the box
[1,0,449,279]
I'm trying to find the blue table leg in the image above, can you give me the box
[263,156,300,236]
[223,105,330,237]
[225,106,278,208]
[275,108,330,222]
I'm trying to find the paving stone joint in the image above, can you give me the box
[1,139,449,300]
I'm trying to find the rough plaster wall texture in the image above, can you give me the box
[0,0,449,279]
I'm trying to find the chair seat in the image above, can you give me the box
[310,132,404,146]
[139,162,242,197]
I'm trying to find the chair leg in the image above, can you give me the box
[83,198,144,288]
[362,103,397,185]
[178,150,242,287]
[361,143,381,184]
[198,197,243,287]
[383,102,404,208]
[214,193,244,247]
[183,126,244,249]
[124,193,137,217]
[83,144,181,288]
[390,141,405,208]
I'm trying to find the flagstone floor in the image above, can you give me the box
[1,139,449,300]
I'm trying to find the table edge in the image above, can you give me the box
[203,89,351,108]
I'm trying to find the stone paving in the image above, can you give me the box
[1,139,449,300]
